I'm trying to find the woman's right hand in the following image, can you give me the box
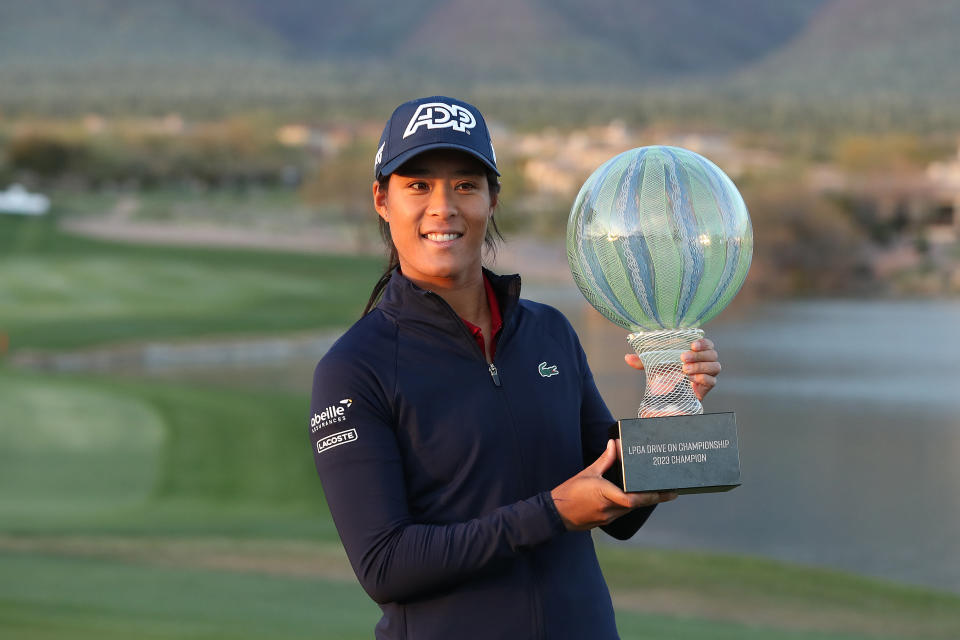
[550,439,678,531]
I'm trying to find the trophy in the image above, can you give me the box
[567,146,752,494]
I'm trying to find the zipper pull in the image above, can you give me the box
[488,363,501,387]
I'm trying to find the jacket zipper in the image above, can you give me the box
[426,290,545,636]
[426,290,509,388]
[405,279,550,636]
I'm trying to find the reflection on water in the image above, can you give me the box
[559,291,960,594]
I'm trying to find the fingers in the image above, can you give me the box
[690,338,714,352]
[682,360,721,377]
[639,489,679,507]
[605,485,679,510]
[682,356,720,399]
[681,339,720,401]
[633,338,721,402]
[692,377,717,401]
[682,340,720,382]
[585,439,618,475]
[653,490,679,505]
[645,490,679,506]
[552,470,680,531]
[682,348,718,365]
[631,339,717,371]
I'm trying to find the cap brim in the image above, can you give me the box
[378,143,500,180]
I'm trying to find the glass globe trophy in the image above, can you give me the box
[567,146,752,493]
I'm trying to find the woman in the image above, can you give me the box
[310,96,721,639]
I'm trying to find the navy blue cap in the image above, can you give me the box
[374,96,499,180]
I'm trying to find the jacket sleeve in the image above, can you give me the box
[309,353,566,605]
[574,330,656,541]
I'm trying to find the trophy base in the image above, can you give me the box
[608,412,741,494]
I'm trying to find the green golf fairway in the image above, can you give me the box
[0,216,382,350]
[0,375,163,518]
[2,546,954,640]
[0,551,379,640]
[0,367,336,538]
[2,369,959,639]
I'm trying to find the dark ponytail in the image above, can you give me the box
[362,172,503,316]
[362,187,400,315]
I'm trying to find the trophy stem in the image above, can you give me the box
[627,328,704,418]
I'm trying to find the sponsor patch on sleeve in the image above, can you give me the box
[310,398,353,433]
[315,428,359,455]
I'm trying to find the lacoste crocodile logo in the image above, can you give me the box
[538,362,559,378]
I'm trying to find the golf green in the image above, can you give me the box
[0,216,381,350]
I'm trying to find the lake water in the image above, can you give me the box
[539,289,960,594]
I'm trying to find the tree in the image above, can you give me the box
[300,140,379,252]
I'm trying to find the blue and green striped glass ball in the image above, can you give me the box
[567,146,753,331]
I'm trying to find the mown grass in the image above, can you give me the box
[0,372,164,518]
[52,186,341,228]
[0,551,380,640]
[599,546,960,639]
[1,549,914,640]
[0,367,334,539]
[2,219,959,639]
[3,368,959,639]
[0,215,382,350]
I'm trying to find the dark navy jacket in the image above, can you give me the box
[310,269,654,639]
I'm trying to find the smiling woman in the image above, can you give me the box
[363,150,503,316]
[374,150,496,289]
[308,96,720,640]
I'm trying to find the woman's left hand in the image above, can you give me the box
[624,338,721,401]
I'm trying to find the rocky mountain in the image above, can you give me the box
[1,0,956,118]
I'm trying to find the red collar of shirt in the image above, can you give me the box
[460,273,503,361]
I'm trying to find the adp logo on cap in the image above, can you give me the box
[374,95,499,180]
[403,102,477,138]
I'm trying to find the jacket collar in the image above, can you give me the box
[377,267,521,333]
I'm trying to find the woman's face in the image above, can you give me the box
[373,149,496,289]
